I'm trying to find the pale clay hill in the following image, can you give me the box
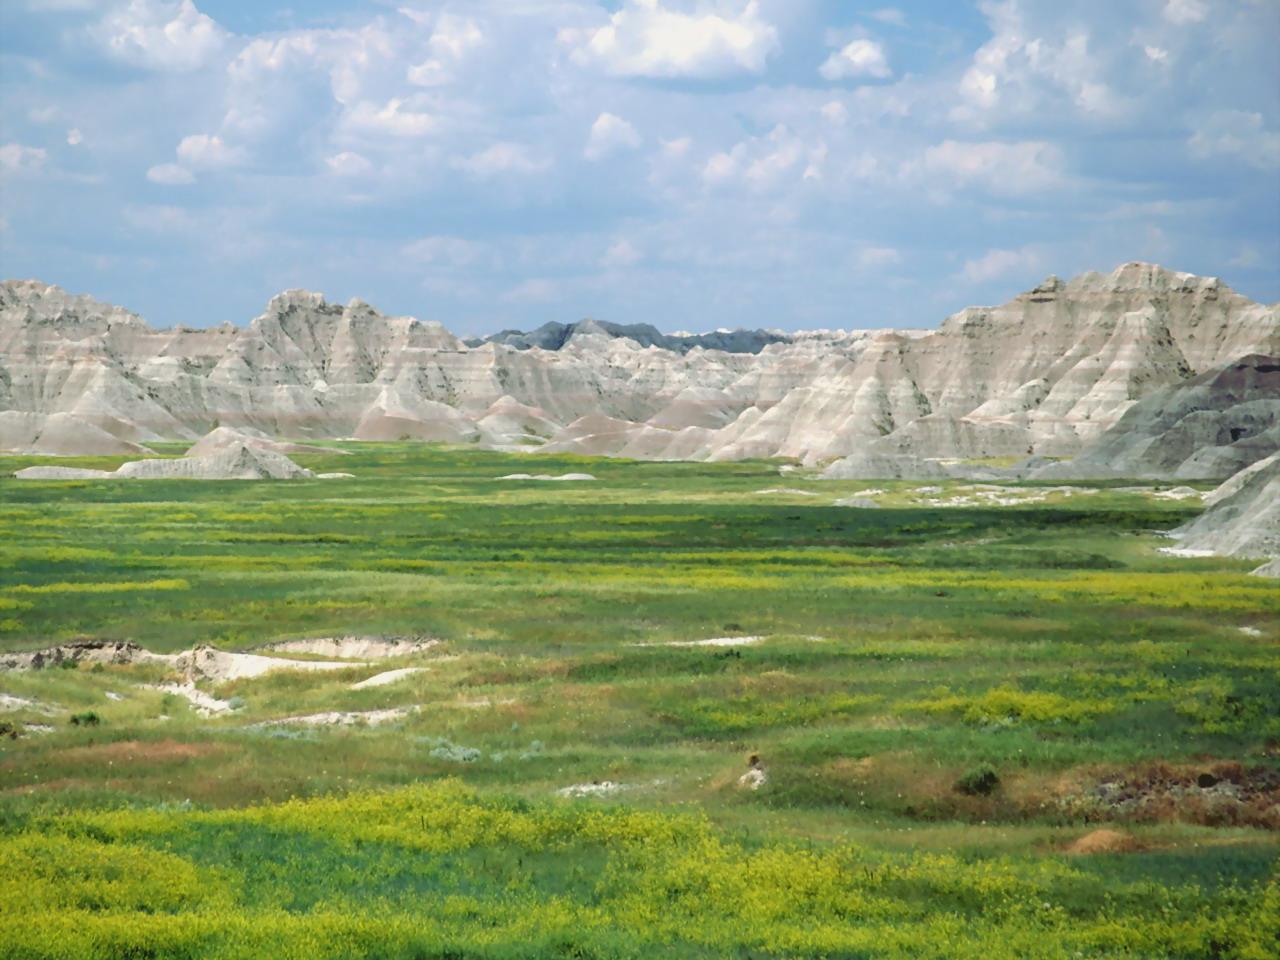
[1171,454,1279,573]
[1,263,1276,478]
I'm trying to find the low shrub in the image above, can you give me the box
[955,765,1001,796]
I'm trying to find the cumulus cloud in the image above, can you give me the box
[454,142,548,178]
[1162,0,1207,25]
[954,4,1121,122]
[176,133,245,169]
[820,101,849,125]
[325,151,373,176]
[66,128,83,146]
[1188,111,1280,171]
[661,137,692,157]
[6,0,1279,330]
[408,14,484,86]
[702,125,825,191]
[585,112,641,161]
[345,99,436,138]
[920,139,1064,194]
[0,144,48,173]
[92,0,228,72]
[961,247,1042,283]
[868,8,906,27]
[564,0,779,79]
[146,162,194,184]
[601,239,642,268]
[820,39,891,81]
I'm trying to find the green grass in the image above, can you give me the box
[0,443,1276,958]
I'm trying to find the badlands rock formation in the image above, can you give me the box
[1170,455,1279,569]
[15,442,313,481]
[2,263,1276,475]
[1032,355,1279,480]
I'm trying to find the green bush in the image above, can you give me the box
[954,765,1000,796]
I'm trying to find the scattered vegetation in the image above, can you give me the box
[0,444,1275,957]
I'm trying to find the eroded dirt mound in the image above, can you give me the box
[260,636,440,659]
[172,645,361,682]
[0,639,158,671]
[1061,762,1280,828]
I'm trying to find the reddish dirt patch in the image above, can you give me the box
[1065,829,1144,855]
[59,739,224,766]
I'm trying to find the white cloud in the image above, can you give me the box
[601,239,642,268]
[661,137,692,157]
[703,151,737,183]
[0,144,48,173]
[345,99,436,138]
[1162,0,1207,25]
[455,142,547,178]
[176,133,245,169]
[66,128,83,146]
[1143,45,1169,64]
[920,140,1064,194]
[146,162,194,184]
[820,39,890,81]
[961,247,1042,283]
[325,151,373,176]
[820,101,848,125]
[954,6,1121,121]
[585,112,641,162]
[702,126,816,191]
[1188,111,1280,171]
[92,0,228,72]
[868,8,906,27]
[564,0,779,79]
[408,14,484,86]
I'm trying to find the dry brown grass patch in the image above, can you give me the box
[1065,829,1144,855]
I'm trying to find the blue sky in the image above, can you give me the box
[1,0,1277,334]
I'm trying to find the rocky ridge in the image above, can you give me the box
[2,264,1276,475]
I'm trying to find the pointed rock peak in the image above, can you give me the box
[1022,274,1064,303]
[265,289,330,315]
[343,297,378,318]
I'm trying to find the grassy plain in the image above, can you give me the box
[0,443,1276,958]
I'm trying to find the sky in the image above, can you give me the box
[1,0,1277,335]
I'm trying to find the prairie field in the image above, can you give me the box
[0,443,1276,959]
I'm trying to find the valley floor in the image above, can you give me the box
[0,444,1276,958]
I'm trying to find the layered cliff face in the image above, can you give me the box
[1031,355,1280,480]
[2,264,1276,474]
